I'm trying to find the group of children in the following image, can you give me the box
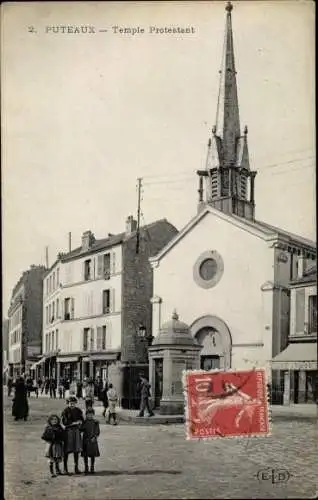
[41,396,101,477]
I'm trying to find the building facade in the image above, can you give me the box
[3,319,9,381]
[8,265,46,377]
[272,264,317,404]
[40,216,177,407]
[149,2,316,403]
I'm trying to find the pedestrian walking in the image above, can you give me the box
[37,377,43,394]
[49,378,57,399]
[58,379,65,399]
[7,376,13,397]
[12,377,29,421]
[61,396,84,475]
[44,377,50,395]
[26,376,33,397]
[80,408,100,474]
[101,380,109,418]
[41,414,64,478]
[85,378,95,411]
[70,379,77,396]
[76,379,83,399]
[106,383,118,425]
[97,377,104,401]
[138,375,154,417]
[41,377,46,395]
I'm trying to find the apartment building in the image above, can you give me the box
[40,216,178,407]
[272,262,317,403]
[8,265,46,377]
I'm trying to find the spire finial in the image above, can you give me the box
[172,309,179,321]
[212,125,216,135]
[226,2,233,13]
[244,125,248,135]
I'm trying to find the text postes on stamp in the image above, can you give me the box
[183,369,270,440]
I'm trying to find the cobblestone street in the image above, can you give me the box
[4,395,317,499]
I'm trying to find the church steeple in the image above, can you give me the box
[197,1,257,221]
[215,1,240,166]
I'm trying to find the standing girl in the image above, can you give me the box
[80,408,100,474]
[85,378,95,411]
[61,396,84,474]
[41,414,64,477]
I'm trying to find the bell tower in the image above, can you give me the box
[197,2,257,220]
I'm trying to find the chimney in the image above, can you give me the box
[125,215,137,234]
[82,230,96,251]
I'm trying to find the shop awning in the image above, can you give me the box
[271,342,317,370]
[56,356,79,363]
[82,353,118,362]
[30,357,46,370]
[3,365,9,374]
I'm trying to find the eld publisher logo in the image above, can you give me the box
[256,468,291,484]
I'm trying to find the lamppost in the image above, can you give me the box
[137,324,154,357]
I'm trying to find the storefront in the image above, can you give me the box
[81,352,118,382]
[56,355,80,382]
[271,342,318,404]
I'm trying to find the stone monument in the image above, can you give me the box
[148,310,202,415]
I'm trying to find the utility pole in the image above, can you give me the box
[45,246,49,268]
[136,177,142,254]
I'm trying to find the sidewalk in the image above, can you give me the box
[94,404,317,425]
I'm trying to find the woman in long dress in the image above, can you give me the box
[12,377,29,421]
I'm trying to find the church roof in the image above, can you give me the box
[149,205,316,265]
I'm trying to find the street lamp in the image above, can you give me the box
[137,324,154,346]
[137,324,147,338]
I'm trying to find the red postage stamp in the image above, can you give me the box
[183,369,270,439]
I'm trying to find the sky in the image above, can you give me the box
[1,0,316,316]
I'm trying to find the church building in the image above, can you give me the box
[149,2,316,387]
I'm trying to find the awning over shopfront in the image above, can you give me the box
[30,356,47,370]
[56,356,79,363]
[82,353,118,362]
[271,342,317,370]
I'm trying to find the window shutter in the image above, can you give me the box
[96,326,102,350]
[97,255,103,277]
[106,324,112,349]
[90,327,95,351]
[61,300,65,321]
[111,289,115,313]
[71,298,75,319]
[112,252,116,275]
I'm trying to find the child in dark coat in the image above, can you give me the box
[41,414,64,477]
[61,396,84,475]
[80,408,100,474]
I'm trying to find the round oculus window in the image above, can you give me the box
[199,258,218,281]
[193,250,224,289]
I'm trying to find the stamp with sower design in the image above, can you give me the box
[183,369,271,440]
